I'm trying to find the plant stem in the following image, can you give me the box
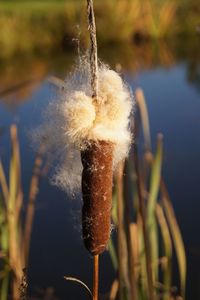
[117,162,129,300]
[124,160,138,300]
[87,0,98,100]
[133,144,155,300]
[24,146,44,265]
[93,255,99,300]
[86,2,100,299]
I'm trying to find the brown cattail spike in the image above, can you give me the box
[81,140,113,255]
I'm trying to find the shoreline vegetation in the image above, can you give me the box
[0,0,199,59]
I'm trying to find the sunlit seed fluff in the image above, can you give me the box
[33,58,134,193]
[63,91,95,145]
[63,66,133,161]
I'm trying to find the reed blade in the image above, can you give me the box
[116,162,130,300]
[109,279,119,300]
[0,161,9,205]
[161,181,186,298]
[0,274,9,300]
[9,125,21,211]
[108,237,118,271]
[147,135,163,283]
[111,189,118,226]
[8,125,23,291]
[135,88,152,152]
[156,203,172,300]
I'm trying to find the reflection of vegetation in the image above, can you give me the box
[1,35,200,110]
[108,89,186,300]
[0,0,199,58]
[0,52,75,107]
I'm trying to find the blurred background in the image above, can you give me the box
[0,0,200,299]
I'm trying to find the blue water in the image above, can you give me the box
[0,52,200,299]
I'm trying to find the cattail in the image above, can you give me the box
[33,63,133,252]
[32,2,134,299]
[81,140,113,255]
[30,5,135,300]
[33,1,133,257]
[82,0,112,255]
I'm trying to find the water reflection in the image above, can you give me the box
[0,37,200,110]
[0,52,75,109]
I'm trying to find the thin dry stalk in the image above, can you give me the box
[129,223,139,280]
[124,161,138,300]
[64,276,93,299]
[135,88,151,152]
[8,125,23,299]
[109,280,119,300]
[87,0,98,99]
[133,143,155,300]
[160,180,186,298]
[93,255,99,300]
[24,146,44,265]
[117,162,130,299]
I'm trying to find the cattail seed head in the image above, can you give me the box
[33,58,134,255]
[81,140,113,255]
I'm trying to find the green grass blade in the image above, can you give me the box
[147,135,163,282]
[0,161,9,205]
[0,274,9,300]
[147,135,163,215]
[111,189,118,226]
[1,224,8,254]
[0,197,8,253]
[108,237,118,271]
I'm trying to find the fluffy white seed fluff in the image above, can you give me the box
[63,91,96,145]
[63,67,132,153]
[34,58,134,193]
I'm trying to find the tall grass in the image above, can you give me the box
[0,86,187,299]
[108,88,186,300]
[0,125,44,299]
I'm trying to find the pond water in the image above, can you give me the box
[0,38,200,299]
